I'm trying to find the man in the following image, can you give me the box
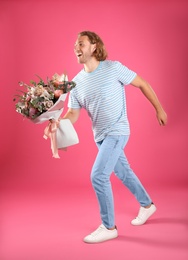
[61,31,167,243]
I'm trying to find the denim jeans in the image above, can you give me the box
[91,135,152,228]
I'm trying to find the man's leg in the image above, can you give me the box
[83,135,127,243]
[114,147,156,225]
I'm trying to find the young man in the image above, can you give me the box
[62,31,167,243]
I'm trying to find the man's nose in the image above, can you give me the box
[74,45,79,52]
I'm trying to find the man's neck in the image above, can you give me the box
[84,59,100,73]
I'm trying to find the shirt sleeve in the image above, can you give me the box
[68,90,82,109]
[115,61,137,85]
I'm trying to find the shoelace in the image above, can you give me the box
[135,207,146,220]
[90,225,105,237]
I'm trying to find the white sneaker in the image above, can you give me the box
[83,224,118,243]
[131,204,157,225]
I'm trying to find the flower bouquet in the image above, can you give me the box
[14,73,79,158]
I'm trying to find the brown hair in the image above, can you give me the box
[78,31,108,61]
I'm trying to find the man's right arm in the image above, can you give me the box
[61,108,81,124]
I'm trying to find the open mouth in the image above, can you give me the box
[77,54,82,57]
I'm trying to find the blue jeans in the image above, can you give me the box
[91,135,152,228]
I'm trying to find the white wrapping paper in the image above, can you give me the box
[56,119,79,148]
[32,93,79,155]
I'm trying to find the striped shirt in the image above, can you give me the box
[68,60,137,142]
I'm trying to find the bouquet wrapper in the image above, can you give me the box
[32,93,79,158]
[56,120,79,149]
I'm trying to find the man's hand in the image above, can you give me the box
[156,110,167,126]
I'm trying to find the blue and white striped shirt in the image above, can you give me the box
[68,60,137,142]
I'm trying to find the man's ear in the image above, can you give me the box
[92,43,96,52]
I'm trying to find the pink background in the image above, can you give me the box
[0,0,188,260]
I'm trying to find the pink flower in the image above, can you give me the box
[29,107,38,118]
[54,89,63,98]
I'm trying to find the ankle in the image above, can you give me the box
[144,203,153,209]
[107,225,116,230]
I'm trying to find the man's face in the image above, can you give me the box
[74,35,96,64]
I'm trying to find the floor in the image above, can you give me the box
[0,180,188,260]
